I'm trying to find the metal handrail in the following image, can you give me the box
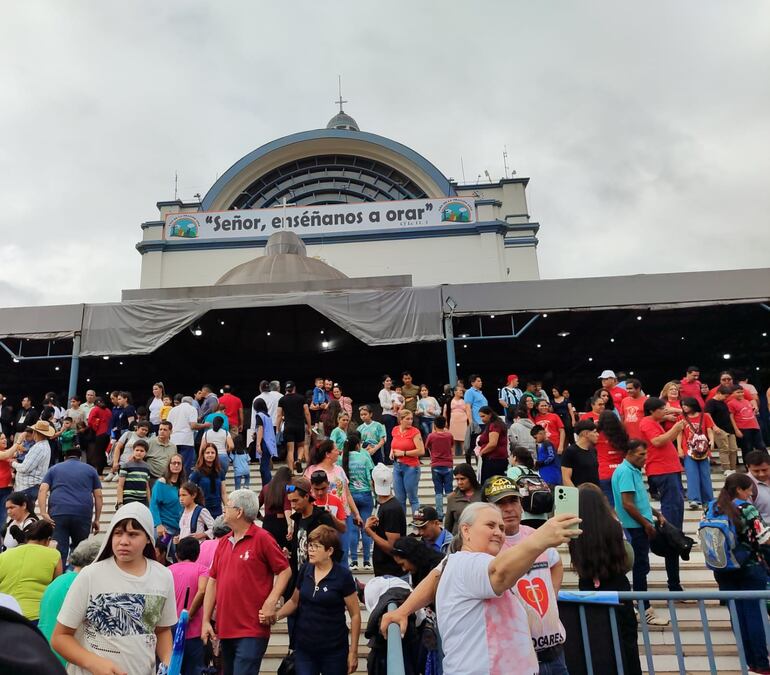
[385,601,406,675]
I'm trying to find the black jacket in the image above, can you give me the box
[365,587,420,675]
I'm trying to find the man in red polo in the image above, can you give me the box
[679,366,705,409]
[598,369,627,409]
[620,378,647,439]
[202,489,291,674]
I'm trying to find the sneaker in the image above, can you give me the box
[294,461,303,474]
[688,500,700,510]
[104,472,115,482]
[644,607,670,626]
[362,562,373,572]
[724,469,735,477]
[349,562,360,572]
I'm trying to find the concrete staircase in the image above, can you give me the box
[94,457,743,674]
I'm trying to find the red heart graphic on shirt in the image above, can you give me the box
[516,578,549,618]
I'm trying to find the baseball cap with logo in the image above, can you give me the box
[411,506,440,528]
[372,463,393,496]
[482,475,520,503]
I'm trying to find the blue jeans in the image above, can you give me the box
[21,485,39,503]
[178,445,195,475]
[538,649,569,675]
[627,527,651,607]
[599,479,614,507]
[234,473,250,490]
[418,417,434,440]
[258,450,272,485]
[294,644,348,675]
[431,467,454,520]
[393,462,420,513]
[683,456,713,504]
[350,491,374,564]
[182,637,204,675]
[220,636,269,675]
[647,472,683,591]
[218,452,230,476]
[383,415,397,464]
[52,514,91,565]
[714,564,770,670]
[338,515,352,568]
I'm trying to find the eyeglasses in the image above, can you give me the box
[307,542,325,551]
[169,461,182,465]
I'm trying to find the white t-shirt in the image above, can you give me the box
[58,556,177,675]
[436,551,538,675]
[148,397,163,426]
[203,428,228,455]
[258,392,283,426]
[179,506,214,539]
[167,402,198,447]
[504,528,566,653]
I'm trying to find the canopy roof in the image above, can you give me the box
[0,268,767,357]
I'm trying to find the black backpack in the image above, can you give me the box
[513,467,554,515]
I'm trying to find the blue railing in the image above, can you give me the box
[559,590,770,675]
[386,601,406,675]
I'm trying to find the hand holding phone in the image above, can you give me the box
[553,486,580,535]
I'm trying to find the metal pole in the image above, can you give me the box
[68,334,81,401]
[444,315,458,387]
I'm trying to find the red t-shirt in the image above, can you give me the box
[477,420,508,460]
[312,492,346,521]
[218,393,243,427]
[391,426,422,467]
[533,413,564,450]
[88,406,111,436]
[728,399,760,430]
[639,416,682,476]
[606,386,628,410]
[620,396,647,440]
[678,379,705,409]
[426,430,455,467]
[209,524,290,639]
[0,459,12,489]
[681,413,715,458]
[579,411,623,480]
[661,400,682,431]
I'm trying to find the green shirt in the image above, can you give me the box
[358,421,386,450]
[612,459,654,529]
[59,429,78,453]
[38,570,77,666]
[401,384,420,412]
[119,459,151,504]
[346,450,375,493]
[330,427,347,452]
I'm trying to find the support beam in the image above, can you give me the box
[68,334,81,401]
[444,315,458,387]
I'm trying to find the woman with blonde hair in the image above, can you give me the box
[659,381,683,431]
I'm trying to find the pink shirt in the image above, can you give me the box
[169,560,208,639]
[197,538,219,569]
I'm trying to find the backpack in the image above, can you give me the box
[190,505,209,535]
[512,467,554,515]
[698,500,748,570]
[685,413,710,460]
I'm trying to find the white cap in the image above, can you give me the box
[598,370,617,379]
[372,463,393,496]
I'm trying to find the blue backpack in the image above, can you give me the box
[698,500,748,571]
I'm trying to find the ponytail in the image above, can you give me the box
[342,431,361,477]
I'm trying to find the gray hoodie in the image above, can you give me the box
[508,417,536,458]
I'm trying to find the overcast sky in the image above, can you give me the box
[1,1,768,307]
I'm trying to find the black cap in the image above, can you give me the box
[411,506,440,527]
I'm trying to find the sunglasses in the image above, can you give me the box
[310,470,328,481]
[285,485,299,493]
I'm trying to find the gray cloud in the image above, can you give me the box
[1,1,768,305]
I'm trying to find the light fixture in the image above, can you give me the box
[119,361,124,365]
[610,338,615,343]
[456,362,460,367]
[321,340,330,349]
[536,344,541,348]
[636,315,642,321]
[490,314,496,319]
[763,332,768,337]
[588,357,593,362]
[12,357,19,363]
[542,313,548,318]
[629,371,635,375]
[320,330,325,335]
[463,344,467,348]
[444,296,458,312]
[86,378,90,382]
[192,325,203,337]
[266,331,271,336]
[756,367,761,371]
[723,353,731,360]
[54,366,60,371]
[102,356,109,360]
[557,331,570,338]
[459,333,469,339]
[220,320,225,326]
[681,337,686,341]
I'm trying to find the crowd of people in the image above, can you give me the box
[0,366,768,674]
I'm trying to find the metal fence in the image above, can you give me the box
[384,590,770,675]
[559,590,770,675]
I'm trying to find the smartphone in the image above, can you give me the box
[553,486,580,532]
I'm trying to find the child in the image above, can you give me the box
[168,537,208,675]
[392,386,405,414]
[160,395,173,421]
[426,415,454,520]
[308,470,347,533]
[51,502,178,674]
[56,417,79,456]
[231,442,251,490]
[309,377,327,428]
[507,446,548,529]
[116,439,151,508]
[177,481,214,541]
[531,424,561,488]
[106,420,151,482]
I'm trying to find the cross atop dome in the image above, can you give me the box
[327,75,360,131]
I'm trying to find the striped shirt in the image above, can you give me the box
[12,440,50,491]
[119,460,151,504]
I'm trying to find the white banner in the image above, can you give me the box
[164,198,476,241]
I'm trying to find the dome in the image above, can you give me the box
[326,111,359,132]
[215,231,348,285]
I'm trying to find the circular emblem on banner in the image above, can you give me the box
[439,199,472,223]
[168,216,200,239]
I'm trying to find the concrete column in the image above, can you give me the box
[68,334,81,401]
[444,315,458,387]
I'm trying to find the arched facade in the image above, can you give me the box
[137,118,540,288]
